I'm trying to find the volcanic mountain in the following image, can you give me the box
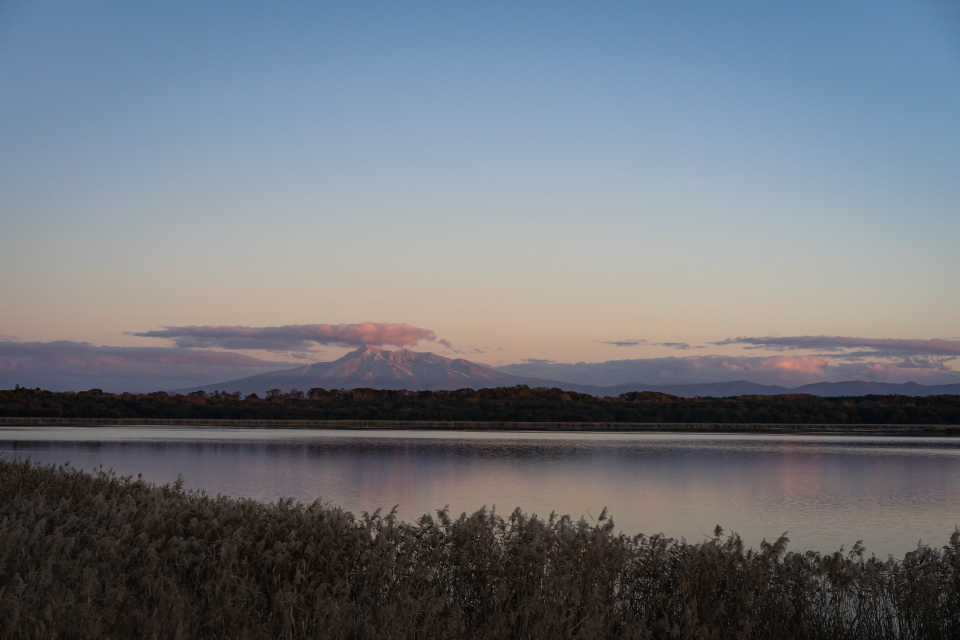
[175,346,960,397]
[176,346,550,395]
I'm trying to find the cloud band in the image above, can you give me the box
[714,336,960,358]
[130,322,438,351]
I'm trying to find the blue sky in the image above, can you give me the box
[1,1,959,390]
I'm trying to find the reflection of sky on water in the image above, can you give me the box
[2,428,959,557]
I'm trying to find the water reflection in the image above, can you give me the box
[2,428,959,557]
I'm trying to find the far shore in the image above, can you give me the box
[2,416,959,434]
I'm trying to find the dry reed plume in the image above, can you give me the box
[1,457,958,639]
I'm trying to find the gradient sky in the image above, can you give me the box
[1,1,959,389]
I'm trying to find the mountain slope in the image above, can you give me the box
[175,346,552,395]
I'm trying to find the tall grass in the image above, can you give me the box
[1,458,957,639]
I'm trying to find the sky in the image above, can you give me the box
[1,1,959,391]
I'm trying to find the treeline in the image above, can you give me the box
[2,458,958,639]
[2,385,960,424]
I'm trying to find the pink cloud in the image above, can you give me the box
[727,355,826,374]
[130,322,438,351]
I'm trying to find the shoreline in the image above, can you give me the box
[1,416,958,434]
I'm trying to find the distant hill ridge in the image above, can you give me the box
[176,346,960,398]
[599,380,960,398]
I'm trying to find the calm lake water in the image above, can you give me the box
[3,427,959,558]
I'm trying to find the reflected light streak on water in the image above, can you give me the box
[2,427,959,557]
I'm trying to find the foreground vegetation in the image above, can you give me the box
[1,458,958,639]
[2,385,960,424]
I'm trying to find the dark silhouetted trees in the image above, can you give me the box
[1,385,959,424]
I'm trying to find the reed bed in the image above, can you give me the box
[1,458,957,639]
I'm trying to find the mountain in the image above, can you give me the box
[175,347,960,398]
[174,346,552,395]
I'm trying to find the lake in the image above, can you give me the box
[2,427,958,558]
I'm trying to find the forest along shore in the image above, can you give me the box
[2,386,959,426]
[1,416,959,434]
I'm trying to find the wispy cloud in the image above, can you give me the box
[656,342,701,350]
[437,340,488,356]
[0,341,293,392]
[603,339,701,349]
[130,323,438,351]
[714,336,960,358]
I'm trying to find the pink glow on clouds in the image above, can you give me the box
[751,356,826,374]
[690,355,827,374]
[708,353,954,381]
[130,322,439,351]
[496,351,960,387]
[3,332,960,392]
